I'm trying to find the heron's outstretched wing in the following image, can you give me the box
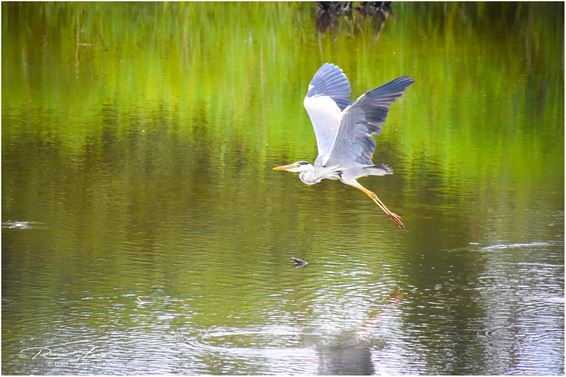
[303,63,351,160]
[322,76,414,167]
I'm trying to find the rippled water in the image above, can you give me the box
[2,3,564,375]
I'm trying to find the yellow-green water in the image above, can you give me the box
[2,2,563,374]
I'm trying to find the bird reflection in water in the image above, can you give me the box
[188,289,403,374]
[316,288,403,375]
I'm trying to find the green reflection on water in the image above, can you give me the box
[3,2,563,195]
[2,2,564,375]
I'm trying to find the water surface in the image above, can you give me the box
[2,3,564,375]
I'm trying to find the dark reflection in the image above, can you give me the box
[357,2,392,38]
[315,1,392,39]
[315,2,352,36]
[317,344,374,375]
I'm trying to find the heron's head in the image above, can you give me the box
[272,161,313,173]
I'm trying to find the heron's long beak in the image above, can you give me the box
[272,163,295,171]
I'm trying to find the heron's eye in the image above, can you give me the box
[298,161,309,165]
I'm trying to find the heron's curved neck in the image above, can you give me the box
[298,164,318,185]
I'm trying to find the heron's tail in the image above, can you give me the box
[364,163,393,176]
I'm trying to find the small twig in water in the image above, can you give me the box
[292,257,308,267]
[136,296,150,305]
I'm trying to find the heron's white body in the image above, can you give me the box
[298,164,339,185]
[297,163,391,186]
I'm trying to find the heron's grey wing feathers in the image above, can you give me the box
[304,63,351,161]
[323,76,414,167]
[306,63,351,110]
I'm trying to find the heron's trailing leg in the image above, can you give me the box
[347,180,406,230]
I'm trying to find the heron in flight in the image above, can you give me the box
[273,63,414,230]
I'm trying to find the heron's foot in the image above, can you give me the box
[388,212,406,231]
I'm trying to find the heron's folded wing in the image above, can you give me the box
[304,63,351,160]
[322,76,414,167]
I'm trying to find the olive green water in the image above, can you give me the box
[2,2,564,375]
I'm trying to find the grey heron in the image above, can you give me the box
[273,63,414,230]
